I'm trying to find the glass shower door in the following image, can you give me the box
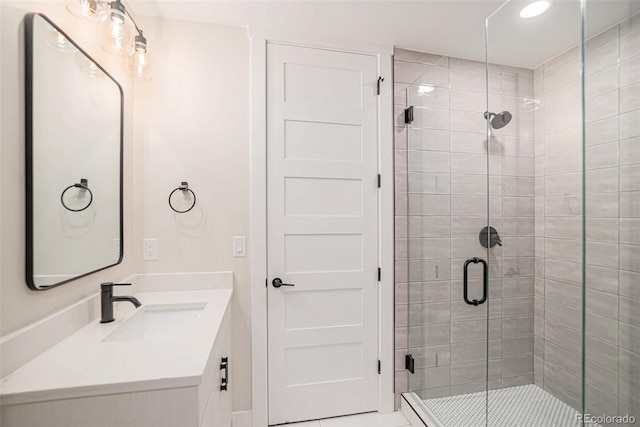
[485,1,587,426]
[397,52,492,426]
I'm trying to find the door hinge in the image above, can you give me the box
[377,174,381,188]
[378,360,381,374]
[404,106,414,124]
[377,76,384,95]
[405,354,415,374]
[378,267,381,281]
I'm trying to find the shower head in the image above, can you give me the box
[484,111,513,129]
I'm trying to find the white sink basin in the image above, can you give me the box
[102,302,207,342]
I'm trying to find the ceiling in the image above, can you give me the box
[130,0,640,69]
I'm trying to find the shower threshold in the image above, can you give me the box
[403,384,600,427]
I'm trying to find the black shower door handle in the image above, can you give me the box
[463,257,488,306]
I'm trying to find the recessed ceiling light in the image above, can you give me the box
[418,85,434,95]
[520,0,551,18]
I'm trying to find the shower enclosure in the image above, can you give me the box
[395,0,639,425]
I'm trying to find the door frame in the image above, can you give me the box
[249,29,395,426]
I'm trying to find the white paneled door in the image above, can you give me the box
[266,43,380,425]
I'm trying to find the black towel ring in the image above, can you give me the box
[61,179,93,212]
[169,181,196,213]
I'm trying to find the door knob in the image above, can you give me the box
[272,278,295,288]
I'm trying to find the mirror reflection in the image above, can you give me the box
[26,13,123,290]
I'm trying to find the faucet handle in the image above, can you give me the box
[100,282,132,291]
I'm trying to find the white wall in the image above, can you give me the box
[0,5,4,416]
[1,3,251,413]
[0,1,135,335]
[132,16,251,411]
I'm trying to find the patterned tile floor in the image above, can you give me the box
[423,384,600,427]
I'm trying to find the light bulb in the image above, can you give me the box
[133,50,147,78]
[66,0,107,23]
[101,0,132,55]
[127,34,152,81]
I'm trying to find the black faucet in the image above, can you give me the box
[100,282,142,323]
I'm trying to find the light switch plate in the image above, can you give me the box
[233,236,247,257]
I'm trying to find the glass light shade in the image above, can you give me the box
[75,51,104,78]
[101,8,132,55]
[127,35,153,81]
[66,0,107,23]
[45,27,77,53]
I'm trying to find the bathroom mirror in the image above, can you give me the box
[25,13,123,290]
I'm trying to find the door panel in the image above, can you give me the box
[284,177,362,217]
[267,43,379,424]
[283,120,362,162]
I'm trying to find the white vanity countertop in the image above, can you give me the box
[0,289,232,406]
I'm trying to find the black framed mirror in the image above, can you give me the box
[25,13,124,290]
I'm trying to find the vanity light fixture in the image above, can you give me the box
[102,0,131,55]
[127,33,153,81]
[66,0,152,80]
[519,0,552,18]
[66,0,107,23]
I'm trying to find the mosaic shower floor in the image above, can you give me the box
[423,384,600,427]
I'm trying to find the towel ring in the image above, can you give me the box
[169,181,196,213]
[61,179,93,212]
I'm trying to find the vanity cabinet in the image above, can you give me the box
[200,318,232,427]
[1,289,233,427]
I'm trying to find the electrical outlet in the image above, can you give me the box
[113,238,121,262]
[143,238,158,261]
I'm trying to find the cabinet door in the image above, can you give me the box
[201,328,232,427]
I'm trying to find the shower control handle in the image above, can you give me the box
[272,278,295,288]
[463,257,488,306]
